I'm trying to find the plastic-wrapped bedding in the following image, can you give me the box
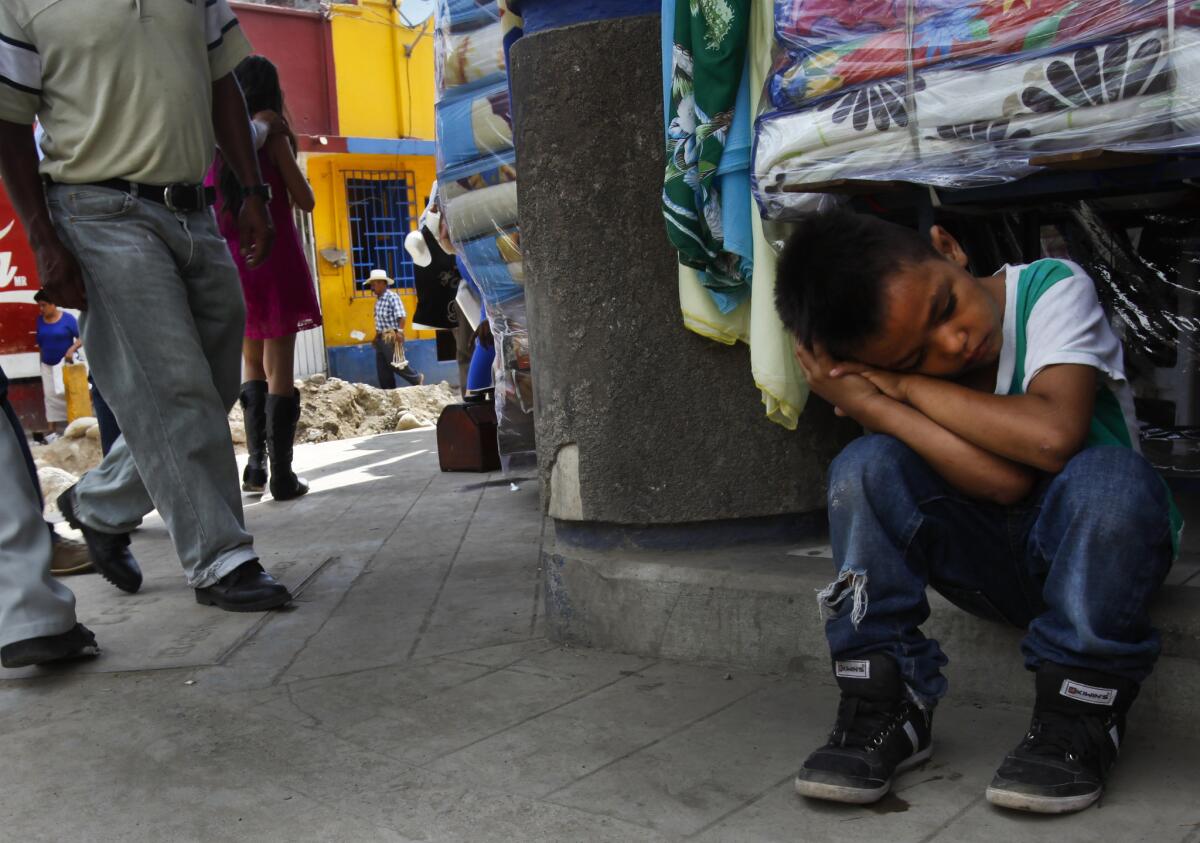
[438,153,517,203]
[769,0,1199,110]
[755,3,1200,217]
[442,180,519,242]
[443,0,495,31]
[436,0,535,467]
[435,84,512,172]
[439,21,506,92]
[459,227,525,306]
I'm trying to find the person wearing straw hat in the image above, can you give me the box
[370,269,423,389]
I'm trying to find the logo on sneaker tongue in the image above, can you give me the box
[835,659,871,679]
[1059,679,1117,706]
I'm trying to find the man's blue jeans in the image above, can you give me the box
[822,435,1173,707]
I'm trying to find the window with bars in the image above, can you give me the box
[345,170,418,297]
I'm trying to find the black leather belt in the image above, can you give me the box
[45,176,216,213]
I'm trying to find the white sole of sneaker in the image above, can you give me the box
[794,745,933,804]
[985,785,1100,814]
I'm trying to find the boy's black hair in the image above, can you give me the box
[33,289,50,304]
[774,208,939,360]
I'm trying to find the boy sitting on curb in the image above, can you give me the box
[774,209,1180,814]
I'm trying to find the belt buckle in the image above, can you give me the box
[162,184,201,213]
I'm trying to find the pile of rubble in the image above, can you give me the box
[34,375,458,502]
[228,374,458,445]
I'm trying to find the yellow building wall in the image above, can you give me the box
[305,152,439,347]
[312,1,440,350]
[329,0,437,141]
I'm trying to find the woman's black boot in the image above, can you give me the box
[239,381,268,493]
[265,390,309,501]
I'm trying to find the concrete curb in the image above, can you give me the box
[543,536,1200,724]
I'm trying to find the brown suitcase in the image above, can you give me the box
[437,402,501,472]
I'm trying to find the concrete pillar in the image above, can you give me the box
[510,7,854,662]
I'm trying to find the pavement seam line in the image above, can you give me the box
[403,477,490,661]
[540,677,767,801]
[212,555,338,667]
[915,793,987,843]
[270,474,437,685]
[684,770,796,839]
[218,479,378,676]
[409,658,660,768]
[528,515,550,636]
[437,641,558,667]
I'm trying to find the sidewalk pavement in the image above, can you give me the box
[2,430,1197,842]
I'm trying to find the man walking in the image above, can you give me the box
[370,269,423,389]
[0,0,291,612]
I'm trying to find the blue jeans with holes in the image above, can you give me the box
[823,435,1173,707]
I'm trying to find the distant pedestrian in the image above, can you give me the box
[0,0,292,612]
[370,269,423,389]
[209,55,320,501]
[33,289,79,437]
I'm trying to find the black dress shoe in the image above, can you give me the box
[194,561,292,612]
[57,487,142,594]
[2,624,100,668]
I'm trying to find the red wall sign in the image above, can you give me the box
[0,178,40,379]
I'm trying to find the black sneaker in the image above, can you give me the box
[794,653,933,804]
[1,624,100,668]
[986,663,1137,814]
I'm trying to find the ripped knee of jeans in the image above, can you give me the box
[816,568,868,628]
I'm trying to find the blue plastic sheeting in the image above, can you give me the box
[510,0,658,35]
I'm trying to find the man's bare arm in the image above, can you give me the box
[211,74,273,267]
[0,120,88,309]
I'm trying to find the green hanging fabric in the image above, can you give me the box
[663,0,752,303]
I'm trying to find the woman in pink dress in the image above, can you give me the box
[208,56,321,501]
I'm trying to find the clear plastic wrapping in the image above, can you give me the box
[435,0,535,466]
[755,1,1200,217]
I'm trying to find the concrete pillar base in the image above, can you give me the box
[543,524,1200,724]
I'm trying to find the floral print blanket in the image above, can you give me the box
[769,0,1200,109]
[754,2,1200,217]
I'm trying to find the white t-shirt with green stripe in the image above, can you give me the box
[993,258,1181,553]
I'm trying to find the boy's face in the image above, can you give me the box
[854,226,1004,378]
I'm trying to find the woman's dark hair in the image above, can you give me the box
[774,208,939,360]
[218,55,293,218]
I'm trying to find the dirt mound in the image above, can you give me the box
[224,375,458,447]
[33,432,102,478]
[35,376,456,488]
[292,376,457,443]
